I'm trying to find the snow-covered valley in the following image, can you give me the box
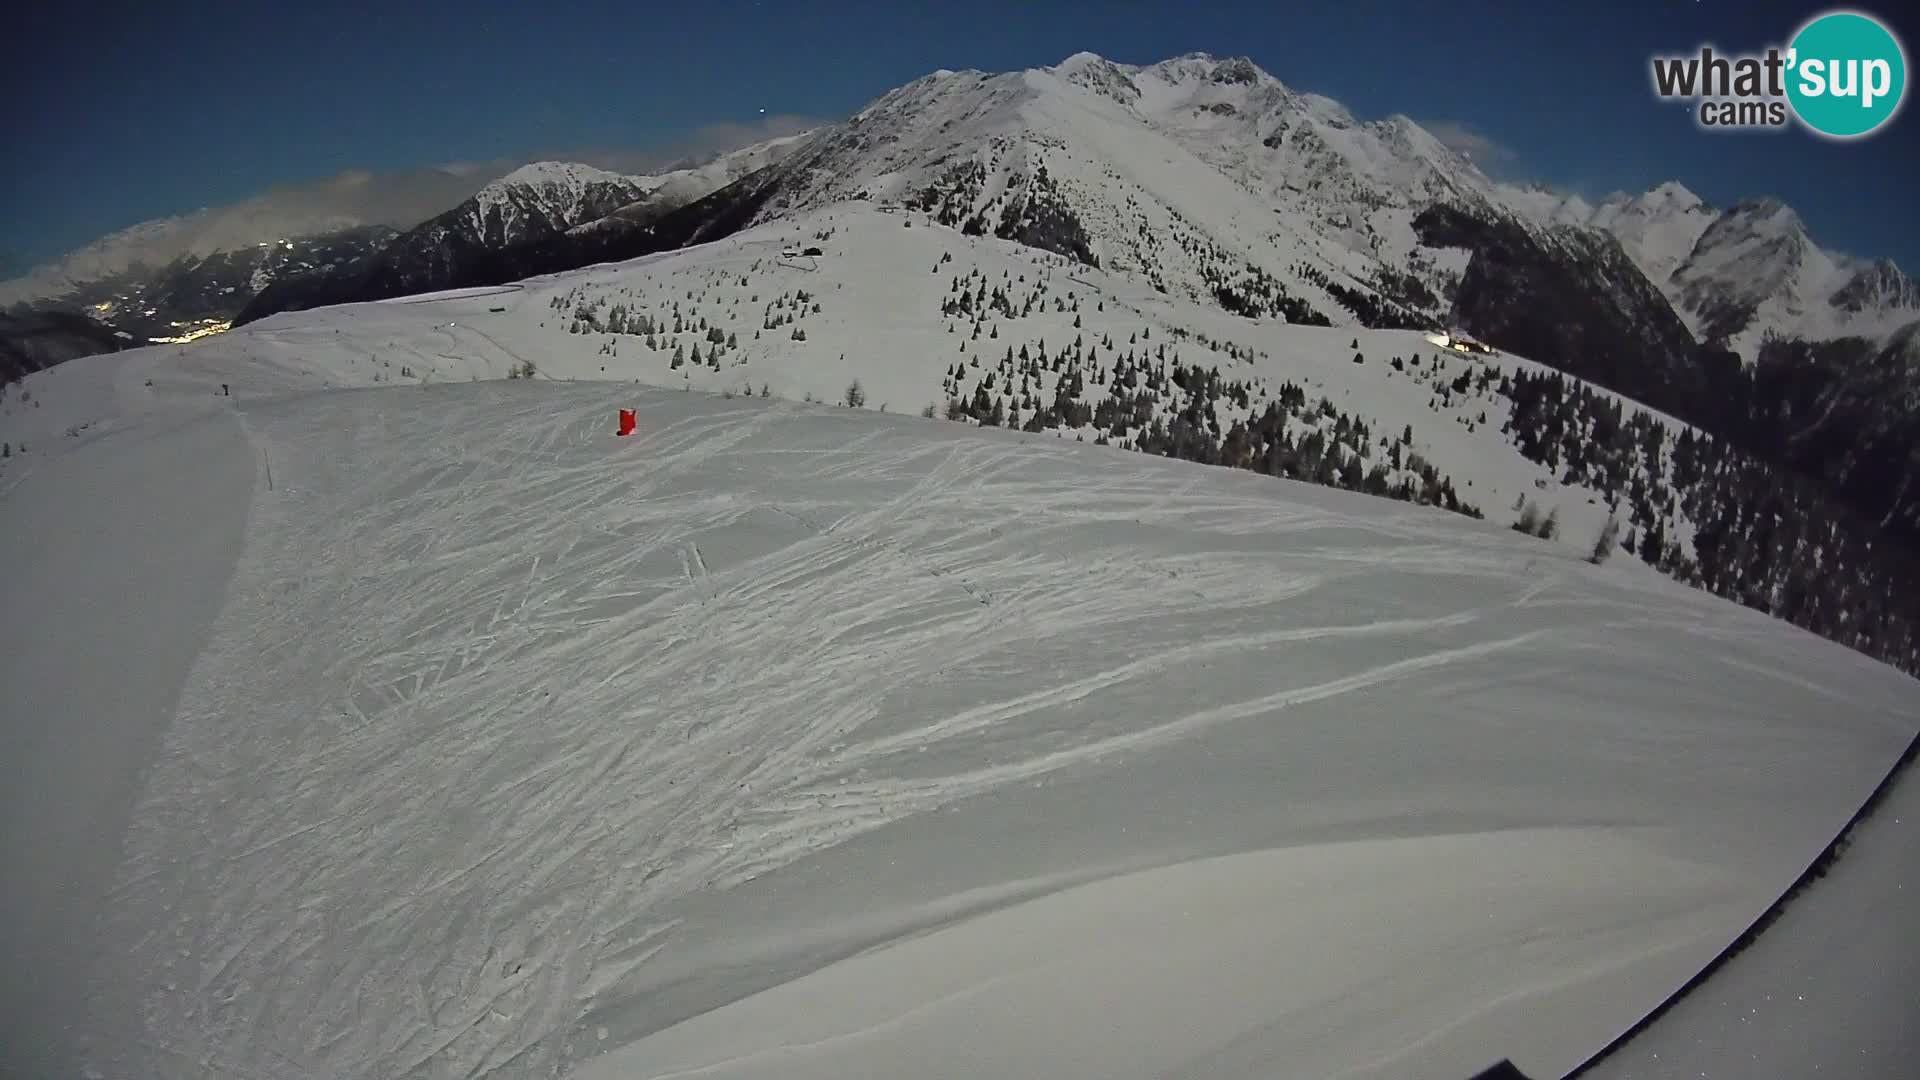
[1,200,1917,1080]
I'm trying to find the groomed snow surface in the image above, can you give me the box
[1,229,1915,1079]
[1580,747,1920,1080]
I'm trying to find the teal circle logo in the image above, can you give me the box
[1786,11,1907,138]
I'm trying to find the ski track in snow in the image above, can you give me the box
[57,378,1912,1080]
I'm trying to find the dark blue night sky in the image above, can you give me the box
[6,0,1915,270]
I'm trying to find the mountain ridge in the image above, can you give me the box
[0,140,814,367]
[233,136,809,324]
[15,51,1912,373]
[218,52,1919,551]
[1501,178,1918,357]
[0,166,504,309]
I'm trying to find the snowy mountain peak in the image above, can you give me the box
[919,66,983,86]
[701,48,1533,320]
[1206,55,1266,85]
[478,162,635,204]
[1485,175,1914,359]
[1720,196,1803,234]
[1831,257,1920,314]
[210,51,1910,376]
[1053,49,1111,70]
[1570,182,1723,288]
[1642,180,1706,212]
[1648,187,1920,356]
[1498,184,1603,227]
[1690,198,1813,273]
[1052,51,1143,103]
[1668,196,1830,347]
[1163,51,1261,74]
[447,162,659,252]
[1140,52,1277,91]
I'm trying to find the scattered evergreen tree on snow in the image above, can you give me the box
[1590,512,1622,564]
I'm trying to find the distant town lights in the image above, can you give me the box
[148,319,233,345]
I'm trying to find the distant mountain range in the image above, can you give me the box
[1505,181,1920,357]
[7,50,1918,677]
[6,53,1916,536]
[225,51,1912,365]
[9,52,1911,377]
[235,136,807,323]
[0,141,807,375]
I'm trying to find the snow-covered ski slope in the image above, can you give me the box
[1,205,1916,1080]
[210,203,1698,558]
[1581,748,1919,1080]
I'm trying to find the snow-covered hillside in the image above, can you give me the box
[462,138,815,249]
[666,50,1914,364]
[189,50,1908,385]
[215,203,1677,556]
[29,197,1920,677]
[18,49,1913,382]
[0,140,813,369]
[622,131,813,211]
[731,55,1471,327]
[4,199,1916,1079]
